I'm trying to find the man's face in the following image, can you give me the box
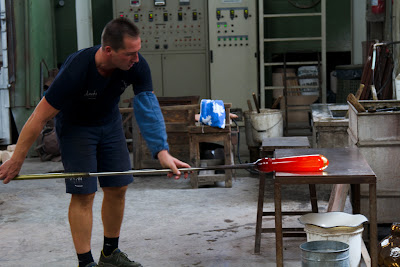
[111,36,141,70]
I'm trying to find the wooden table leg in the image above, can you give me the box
[274,181,283,267]
[369,183,377,267]
[351,184,361,214]
[189,135,199,189]
[254,172,266,254]
[224,133,233,188]
[309,184,318,213]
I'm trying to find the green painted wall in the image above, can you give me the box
[54,0,113,66]
[10,0,113,139]
[92,0,113,46]
[11,0,57,134]
[53,0,77,66]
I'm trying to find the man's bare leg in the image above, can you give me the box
[101,186,127,238]
[69,193,96,254]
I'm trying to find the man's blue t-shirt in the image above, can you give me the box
[45,45,169,158]
[45,45,152,126]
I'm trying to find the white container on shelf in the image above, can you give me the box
[298,66,319,95]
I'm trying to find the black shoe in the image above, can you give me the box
[98,249,142,267]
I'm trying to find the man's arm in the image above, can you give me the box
[133,91,169,157]
[133,91,190,179]
[0,97,59,184]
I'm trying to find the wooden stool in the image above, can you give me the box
[255,136,315,254]
[188,103,233,189]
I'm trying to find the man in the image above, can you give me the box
[0,18,190,267]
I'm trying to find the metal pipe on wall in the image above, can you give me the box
[321,0,326,103]
[75,0,93,50]
[24,0,30,108]
[0,0,9,87]
[351,0,367,65]
[393,0,400,100]
[0,0,8,85]
[0,0,11,144]
[393,0,400,76]
[258,0,264,109]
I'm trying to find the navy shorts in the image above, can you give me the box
[57,117,133,194]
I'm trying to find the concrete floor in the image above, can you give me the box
[0,157,338,267]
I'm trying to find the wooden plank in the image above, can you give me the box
[165,124,192,132]
[157,95,200,106]
[188,126,231,134]
[361,239,371,267]
[271,96,283,108]
[347,93,366,113]
[139,134,191,161]
[327,184,350,212]
[162,112,191,123]
[160,104,199,111]
[166,133,189,144]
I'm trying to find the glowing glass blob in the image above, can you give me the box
[255,154,329,173]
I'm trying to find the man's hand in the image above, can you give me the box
[0,97,59,185]
[157,150,191,179]
[0,158,23,184]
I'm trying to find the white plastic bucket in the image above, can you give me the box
[304,224,364,267]
[243,111,259,146]
[248,109,283,143]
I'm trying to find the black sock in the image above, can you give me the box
[103,236,119,256]
[77,250,94,267]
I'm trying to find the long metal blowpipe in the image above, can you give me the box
[13,154,329,181]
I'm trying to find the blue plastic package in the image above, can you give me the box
[199,99,225,129]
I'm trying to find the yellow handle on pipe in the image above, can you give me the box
[14,172,90,180]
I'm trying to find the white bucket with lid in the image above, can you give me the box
[299,212,368,267]
[248,109,283,143]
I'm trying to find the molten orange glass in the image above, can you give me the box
[255,154,329,173]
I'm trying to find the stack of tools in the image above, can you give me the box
[359,43,394,100]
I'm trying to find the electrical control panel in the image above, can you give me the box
[113,0,207,52]
[214,6,251,48]
[113,0,209,100]
[208,0,258,113]
[113,0,258,110]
